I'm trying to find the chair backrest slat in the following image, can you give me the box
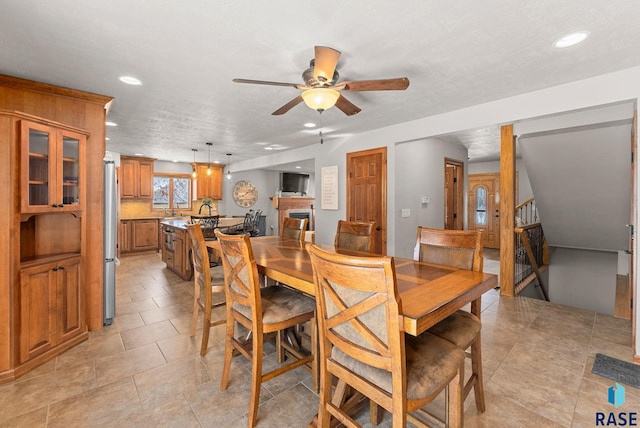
[281,217,308,241]
[413,227,484,272]
[215,230,263,331]
[186,223,212,308]
[334,220,376,253]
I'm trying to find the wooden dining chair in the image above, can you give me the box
[185,223,226,356]
[334,220,376,253]
[215,229,317,428]
[308,244,465,428]
[281,217,308,241]
[414,226,486,412]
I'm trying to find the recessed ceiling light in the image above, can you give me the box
[264,147,274,150]
[134,153,144,156]
[255,142,268,145]
[553,31,589,48]
[119,75,143,86]
[106,121,118,127]
[214,160,220,164]
[274,146,287,150]
[304,122,316,128]
[295,166,301,169]
[172,160,178,163]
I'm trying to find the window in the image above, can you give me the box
[153,175,191,211]
[475,186,487,225]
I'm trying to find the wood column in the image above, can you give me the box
[499,124,516,296]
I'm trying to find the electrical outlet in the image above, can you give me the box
[401,209,410,218]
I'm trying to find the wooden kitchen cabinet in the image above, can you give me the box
[120,219,159,254]
[19,255,84,364]
[161,223,192,280]
[193,163,223,200]
[0,76,111,384]
[20,119,87,213]
[120,156,154,199]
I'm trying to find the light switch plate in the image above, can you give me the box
[401,208,410,218]
[421,196,430,204]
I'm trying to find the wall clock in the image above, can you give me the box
[232,180,258,208]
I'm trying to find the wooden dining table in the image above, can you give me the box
[208,235,498,426]
[207,235,498,336]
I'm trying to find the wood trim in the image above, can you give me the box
[0,74,113,110]
[499,124,515,296]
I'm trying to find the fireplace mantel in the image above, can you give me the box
[271,196,315,232]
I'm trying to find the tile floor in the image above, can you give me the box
[0,250,636,427]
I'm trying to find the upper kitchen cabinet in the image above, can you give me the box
[20,119,88,214]
[120,156,154,199]
[193,163,223,200]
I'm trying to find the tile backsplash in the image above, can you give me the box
[120,199,219,219]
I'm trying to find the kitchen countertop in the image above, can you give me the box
[159,219,189,228]
[159,217,244,229]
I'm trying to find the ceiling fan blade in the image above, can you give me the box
[334,95,361,116]
[313,46,341,84]
[340,77,410,92]
[233,78,304,89]
[272,96,304,115]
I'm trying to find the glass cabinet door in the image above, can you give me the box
[22,121,56,211]
[21,120,86,213]
[60,132,81,208]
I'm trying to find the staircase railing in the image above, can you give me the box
[513,199,549,300]
[515,197,538,224]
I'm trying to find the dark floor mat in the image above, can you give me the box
[592,353,640,389]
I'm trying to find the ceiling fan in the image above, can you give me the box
[232,46,410,116]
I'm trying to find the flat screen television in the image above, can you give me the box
[280,172,309,195]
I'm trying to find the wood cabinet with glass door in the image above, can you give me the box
[20,120,87,213]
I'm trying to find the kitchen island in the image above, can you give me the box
[159,217,244,280]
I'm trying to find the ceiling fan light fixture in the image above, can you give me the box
[301,88,340,111]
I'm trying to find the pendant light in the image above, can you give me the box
[226,153,232,181]
[191,149,198,178]
[206,142,213,175]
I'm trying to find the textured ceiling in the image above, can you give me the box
[1,1,640,167]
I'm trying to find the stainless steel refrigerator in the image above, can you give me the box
[103,153,117,325]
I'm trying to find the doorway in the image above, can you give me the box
[444,159,464,230]
[468,173,501,248]
[346,147,387,254]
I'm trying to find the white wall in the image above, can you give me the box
[394,137,468,259]
[549,248,618,316]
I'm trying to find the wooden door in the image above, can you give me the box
[132,220,159,251]
[57,256,84,343]
[120,158,137,198]
[19,262,58,363]
[468,173,500,248]
[137,159,154,199]
[444,159,464,230]
[346,147,387,254]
